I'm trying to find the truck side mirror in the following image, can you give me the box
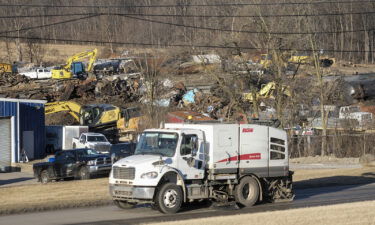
[191,136,198,157]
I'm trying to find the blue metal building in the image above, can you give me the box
[0,98,46,167]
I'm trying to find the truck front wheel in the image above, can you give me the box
[234,176,259,207]
[155,183,183,214]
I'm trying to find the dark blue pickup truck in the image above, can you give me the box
[33,148,111,184]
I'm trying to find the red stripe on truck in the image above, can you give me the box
[216,156,238,163]
[216,153,261,163]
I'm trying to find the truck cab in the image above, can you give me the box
[72,133,112,153]
[109,123,293,214]
[20,68,51,79]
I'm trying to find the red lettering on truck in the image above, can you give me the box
[239,153,261,160]
[242,128,254,133]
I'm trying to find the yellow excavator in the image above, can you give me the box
[116,107,144,141]
[45,101,143,140]
[288,52,335,67]
[242,82,291,103]
[45,101,120,129]
[51,49,97,79]
[0,63,17,74]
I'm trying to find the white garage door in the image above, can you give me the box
[0,118,11,172]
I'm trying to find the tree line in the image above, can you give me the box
[0,0,374,62]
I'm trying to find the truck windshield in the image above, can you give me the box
[135,132,178,157]
[87,136,107,142]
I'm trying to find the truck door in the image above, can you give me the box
[268,127,289,177]
[55,151,76,177]
[239,124,269,177]
[54,151,66,177]
[80,134,86,148]
[177,131,205,180]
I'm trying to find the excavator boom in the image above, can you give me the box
[52,49,97,79]
[64,49,97,72]
[45,101,82,122]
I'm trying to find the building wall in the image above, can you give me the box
[19,102,46,160]
[0,101,17,116]
[0,101,18,162]
[0,100,46,162]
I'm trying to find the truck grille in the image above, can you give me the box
[94,145,110,152]
[113,166,135,180]
[96,157,111,165]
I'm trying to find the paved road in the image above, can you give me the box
[1,182,375,225]
[0,171,36,187]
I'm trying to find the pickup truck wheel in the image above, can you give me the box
[155,183,183,214]
[78,167,90,180]
[40,170,50,184]
[113,200,135,209]
[72,143,76,149]
[234,176,259,207]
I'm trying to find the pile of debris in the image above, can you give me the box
[0,73,30,86]
[0,74,143,106]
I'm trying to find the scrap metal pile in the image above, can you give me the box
[0,74,142,106]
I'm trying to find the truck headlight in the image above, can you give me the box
[87,160,96,166]
[140,171,158,179]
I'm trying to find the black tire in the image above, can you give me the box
[78,167,90,180]
[234,176,259,207]
[155,183,183,214]
[40,170,50,184]
[73,143,76,149]
[113,200,135,209]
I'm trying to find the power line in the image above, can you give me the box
[2,11,375,19]
[0,12,371,36]
[107,11,375,18]
[119,14,374,35]
[0,1,374,9]
[0,34,371,53]
[0,13,99,19]
[0,14,99,35]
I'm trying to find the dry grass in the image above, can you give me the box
[149,201,375,225]
[0,178,111,214]
[290,156,359,164]
[0,41,167,64]
[0,167,374,215]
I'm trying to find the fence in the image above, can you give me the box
[289,133,375,158]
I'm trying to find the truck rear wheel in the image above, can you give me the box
[234,176,259,207]
[155,183,183,214]
[40,170,50,184]
[113,200,135,209]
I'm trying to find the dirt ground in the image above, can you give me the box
[149,200,375,225]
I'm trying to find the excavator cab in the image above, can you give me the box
[80,104,121,129]
[71,62,85,77]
